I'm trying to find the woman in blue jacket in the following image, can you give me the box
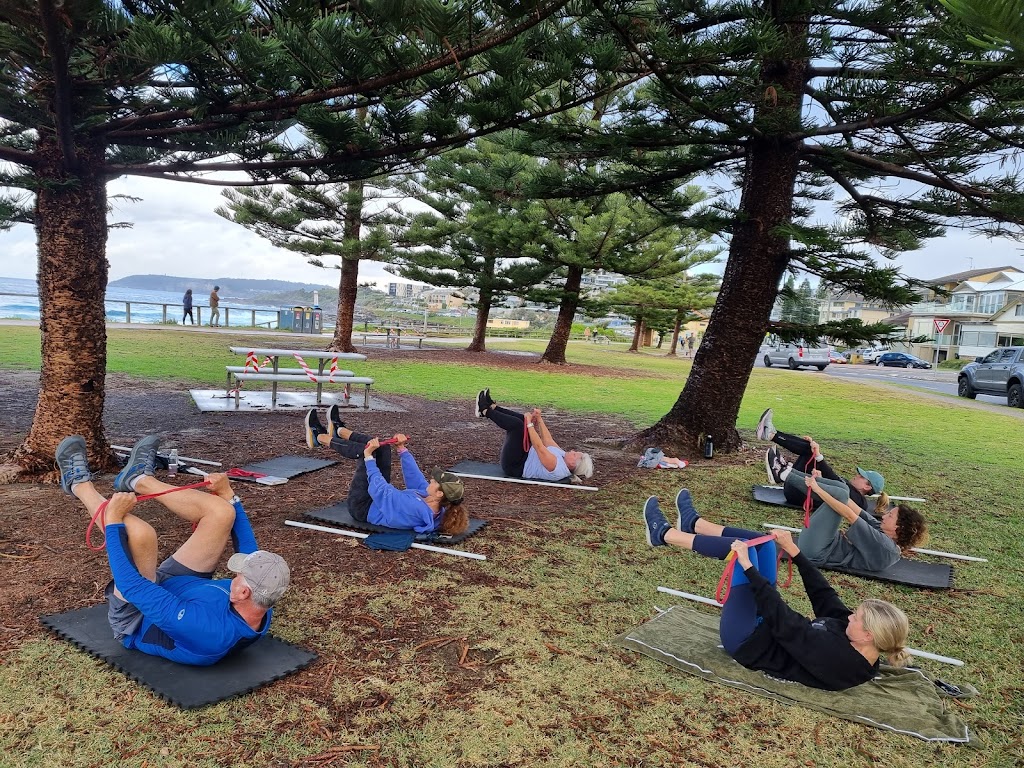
[305,410,469,535]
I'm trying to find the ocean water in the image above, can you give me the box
[0,276,284,328]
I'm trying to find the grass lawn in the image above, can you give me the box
[0,325,1021,767]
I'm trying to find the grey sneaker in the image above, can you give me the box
[756,408,776,441]
[305,409,327,449]
[326,404,346,441]
[113,434,162,492]
[55,436,92,495]
[643,496,671,547]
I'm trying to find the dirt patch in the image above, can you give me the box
[0,367,658,658]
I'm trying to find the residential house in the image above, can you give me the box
[905,266,1024,361]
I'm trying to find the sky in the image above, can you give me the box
[2,173,1023,288]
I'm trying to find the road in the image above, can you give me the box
[821,363,1016,408]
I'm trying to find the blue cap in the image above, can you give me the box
[856,467,885,494]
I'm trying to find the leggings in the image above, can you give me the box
[790,476,853,562]
[328,431,392,522]
[690,527,778,654]
[183,308,194,324]
[484,406,529,478]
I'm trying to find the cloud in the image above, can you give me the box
[2,175,1022,288]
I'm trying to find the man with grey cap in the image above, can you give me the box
[54,433,289,666]
[475,389,594,484]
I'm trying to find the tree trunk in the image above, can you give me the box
[637,17,809,455]
[540,266,584,364]
[667,311,682,356]
[8,137,113,478]
[330,180,364,353]
[628,316,643,352]
[466,288,492,352]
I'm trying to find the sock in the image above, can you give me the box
[678,507,700,534]
[128,475,142,491]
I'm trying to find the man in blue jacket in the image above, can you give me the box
[55,434,290,666]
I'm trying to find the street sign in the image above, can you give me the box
[934,318,950,333]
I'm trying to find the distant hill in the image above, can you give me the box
[110,275,334,295]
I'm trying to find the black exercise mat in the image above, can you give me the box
[41,605,317,709]
[752,484,799,507]
[240,455,337,479]
[305,501,488,543]
[752,485,954,588]
[824,558,954,589]
[450,460,594,488]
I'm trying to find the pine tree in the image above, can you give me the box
[217,174,399,353]
[387,138,557,352]
[0,0,607,475]
[538,0,1024,452]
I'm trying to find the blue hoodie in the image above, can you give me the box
[365,449,439,534]
[104,500,271,665]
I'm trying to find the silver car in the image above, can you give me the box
[762,340,830,370]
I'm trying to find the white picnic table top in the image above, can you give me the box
[229,346,367,361]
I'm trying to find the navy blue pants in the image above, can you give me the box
[329,431,392,522]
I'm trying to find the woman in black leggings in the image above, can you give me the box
[475,389,593,483]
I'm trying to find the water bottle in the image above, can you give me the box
[168,448,179,477]
[703,435,714,459]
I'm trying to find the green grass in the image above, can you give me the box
[0,325,1022,766]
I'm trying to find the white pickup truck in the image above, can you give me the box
[762,340,830,370]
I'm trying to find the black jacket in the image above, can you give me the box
[730,552,878,691]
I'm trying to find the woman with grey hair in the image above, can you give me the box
[475,389,594,484]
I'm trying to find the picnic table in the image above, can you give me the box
[227,346,372,409]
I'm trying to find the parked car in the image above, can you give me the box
[828,350,847,364]
[957,346,1024,408]
[762,340,830,370]
[876,352,932,369]
[860,347,889,363]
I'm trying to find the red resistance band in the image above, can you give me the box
[714,533,794,604]
[378,436,410,447]
[86,481,212,552]
[801,453,817,528]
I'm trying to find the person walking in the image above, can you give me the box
[209,285,221,327]
[686,334,695,357]
[182,289,194,325]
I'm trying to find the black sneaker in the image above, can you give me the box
[475,388,494,418]
[113,434,162,492]
[642,496,671,547]
[54,436,93,495]
[766,446,791,485]
[327,404,346,441]
[305,409,327,449]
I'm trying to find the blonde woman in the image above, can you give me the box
[644,492,911,690]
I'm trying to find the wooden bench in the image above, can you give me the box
[225,365,356,387]
[227,346,370,409]
[231,373,375,409]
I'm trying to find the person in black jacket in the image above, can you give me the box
[643,491,912,691]
[756,408,884,511]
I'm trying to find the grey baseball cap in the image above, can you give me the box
[227,550,290,603]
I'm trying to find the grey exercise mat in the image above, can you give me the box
[41,605,317,710]
[752,484,797,507]
[239,455,337,479]
[751,486,954,588]
[450,460,595,489]
[616,606,971,743]
[305,501,488,543]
